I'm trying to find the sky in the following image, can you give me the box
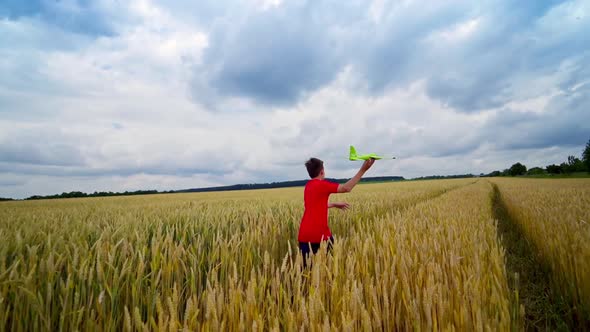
[0,0,589,199]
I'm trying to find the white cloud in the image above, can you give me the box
[255,0,282,11]
[0,0,588,198]
[428,17,480,43]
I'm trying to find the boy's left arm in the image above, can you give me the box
[328,202,350,210]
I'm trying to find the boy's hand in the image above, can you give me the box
[331,202,350,210]
[360,158,375,172]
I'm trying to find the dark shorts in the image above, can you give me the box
[299,236,334,267]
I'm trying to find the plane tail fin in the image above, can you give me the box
[349,145,358,160]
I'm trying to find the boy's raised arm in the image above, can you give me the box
[337,159,375,193]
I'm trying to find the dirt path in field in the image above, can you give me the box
[490,183,571,331]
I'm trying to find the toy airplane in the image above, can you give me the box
[349,145,396,161]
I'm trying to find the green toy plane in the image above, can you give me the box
[349,145,396,161]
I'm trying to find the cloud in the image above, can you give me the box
[0,144,84,167]
[188,1,475,107]
[0,0,130,37]
[0,0,589,198]
[484,83,590,150]
[185,0,589,113]
[191,1,366,107]
[424,1,590,112]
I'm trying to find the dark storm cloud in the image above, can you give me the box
[423,1,589,112]
[0,143,85,167]
[192,1,368,107]
[191,0,588,113]
[483,83,590,150]
[0,125,240,178]
[0,0,119,36]
[356,1,471,92]
[0,178,25,186]
[0,162,231,178]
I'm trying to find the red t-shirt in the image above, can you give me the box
[298,179,339,243]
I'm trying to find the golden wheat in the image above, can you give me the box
[0,179,521,331]
[491,178,590,321]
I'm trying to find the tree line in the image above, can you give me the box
[178,176,405,193]
[25,190,166,200]
[16,176,405,201]
[485,139,590,177]
[411,174,476,180]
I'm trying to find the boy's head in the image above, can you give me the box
[305,158,325,179]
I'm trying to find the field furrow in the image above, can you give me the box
[491,178,590,327]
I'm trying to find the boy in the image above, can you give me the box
[298,157,375,264]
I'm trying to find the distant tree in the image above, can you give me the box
[562,155,586,173]
[501,169,510,176]
[583,139,590,173]
[526,167,545,175]
[487,170,502,177]
[546,164,562,174]
[572,156,587,172]
[509,162,527,176]
[411,174,475,180]
[559,162,569,174]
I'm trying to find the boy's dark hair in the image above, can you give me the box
[305,158,324,178]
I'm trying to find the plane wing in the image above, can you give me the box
[349,145,395,161]
[355,154,384,160]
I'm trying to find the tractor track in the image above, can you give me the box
[490,183,572,331]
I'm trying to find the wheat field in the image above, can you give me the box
[0,178,588,331]
[491,178,590,324]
